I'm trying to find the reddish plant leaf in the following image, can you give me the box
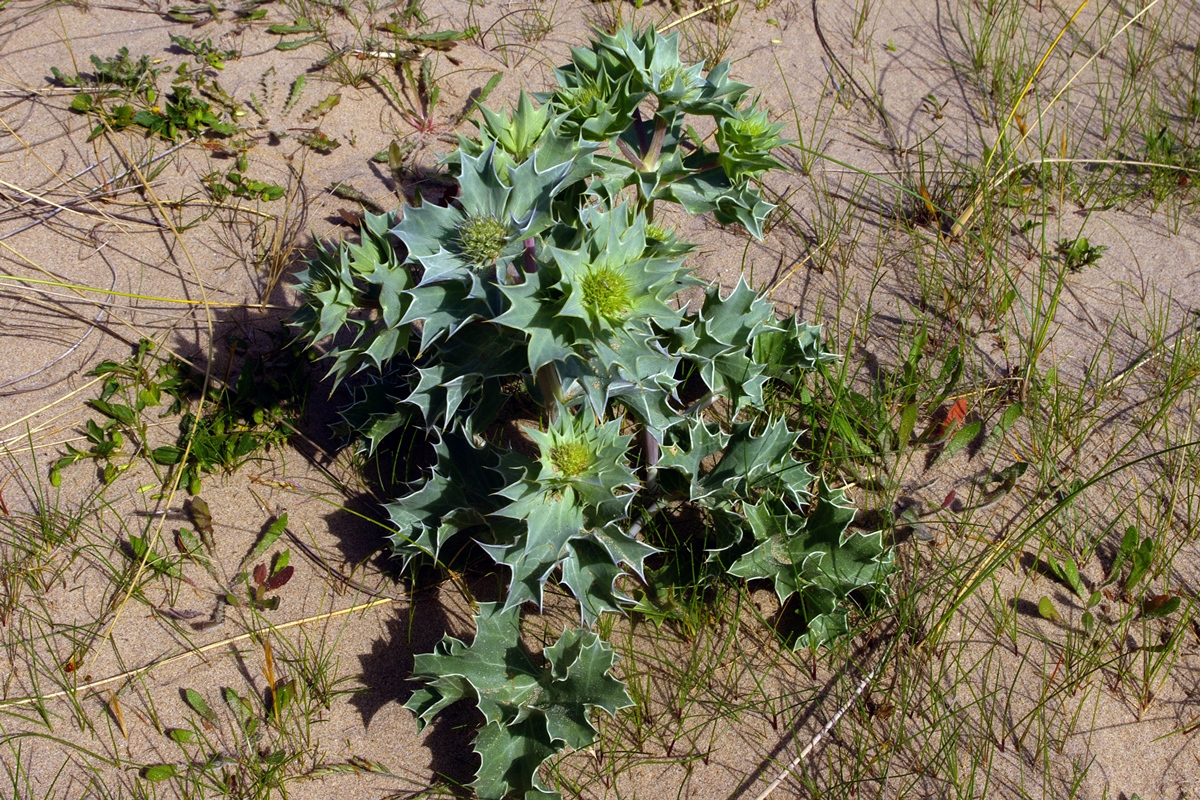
[264,565,294,590]
[1142,594,1181,619]
[927,397,969,441]
[253,563,268,586]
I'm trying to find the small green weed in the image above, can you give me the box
[169,34,240,70]
[51,48,234,142]
[51,334,307,495]
[203,152,286,202]
[1056,236,1107,273]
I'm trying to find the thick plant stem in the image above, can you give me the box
[536,363,563,422]
[523,237,537,273]
[643,426,660,491]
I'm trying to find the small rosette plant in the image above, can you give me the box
[292,24,894,800]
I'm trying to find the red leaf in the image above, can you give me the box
[946,397,968,425]
[1143,594,1173,614]
[930,398,969,441]
[253,563,268,586]
[264,565,294,590]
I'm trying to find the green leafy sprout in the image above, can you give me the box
[292,24,894,799]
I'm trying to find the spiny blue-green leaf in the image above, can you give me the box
[587,328,682,433]
[752,317,836,386]
[787,587,847,651]
[392,143,567,285]
[561,537,625,624]
[541,51,645,141]
[669,166,775,239]
[485,487,586,610]
[291,241,361,344]
[386,473,479,566]
[591,523,657,579]
[696,277,775,348]
[593,27,705,109]
[715,99,789,181]
[385,433,504,566]
[405,323,525,431]
[698,418,812,504]
[494,264,587,373]
[609,382,678,437]
[405,603,539,729]
[487,412,637,611]
[550,326,681,433]
[658,419,728,499]
[803,486,890,596]
[705,505,751,557]
[337,367,411,454]
[705,349,769,412]
[453,92,599,193]
[389,202,471,283]
[727,481,893,649]
[406,604,631,800]
[539,627,632,746]
[680,58,752,117]
[680,280,781,410]
[712,183,776,239]
[472,718,559,800]
[466,90,554,163]
[502,129,593,222]
[401,280,493,353]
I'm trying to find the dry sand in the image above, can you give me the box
[1,0,1199,797]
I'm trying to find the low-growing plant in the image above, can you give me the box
[51,334,306,495]
[1056,235,1107,273]
[292,25,895,798]
[51,47,234,142]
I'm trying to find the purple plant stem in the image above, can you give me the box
[523,237,537,273]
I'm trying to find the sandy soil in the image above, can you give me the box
[1,0,1199,797]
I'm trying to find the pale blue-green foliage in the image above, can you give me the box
[716,100,789,181]
[543,44,645,141]
[536,26,776,237]
[405,603,632,800]
[485,410,640,613]
[290,210,411,384]
[728,481,894,650]
[291,25,893,798]
[495,203,691,369]
[391,142,568,287]
[590,26,751,115]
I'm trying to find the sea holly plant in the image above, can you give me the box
[406,603,632,800]
[293,24,895,799]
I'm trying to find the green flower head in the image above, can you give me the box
[716,100,789,181]
[527,410,636,506]
[553,203,691,330]
[455,214,508,265]
[392,142,576,286]
[542,46,646,141]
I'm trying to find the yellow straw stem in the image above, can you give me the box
[0,273,284,309]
